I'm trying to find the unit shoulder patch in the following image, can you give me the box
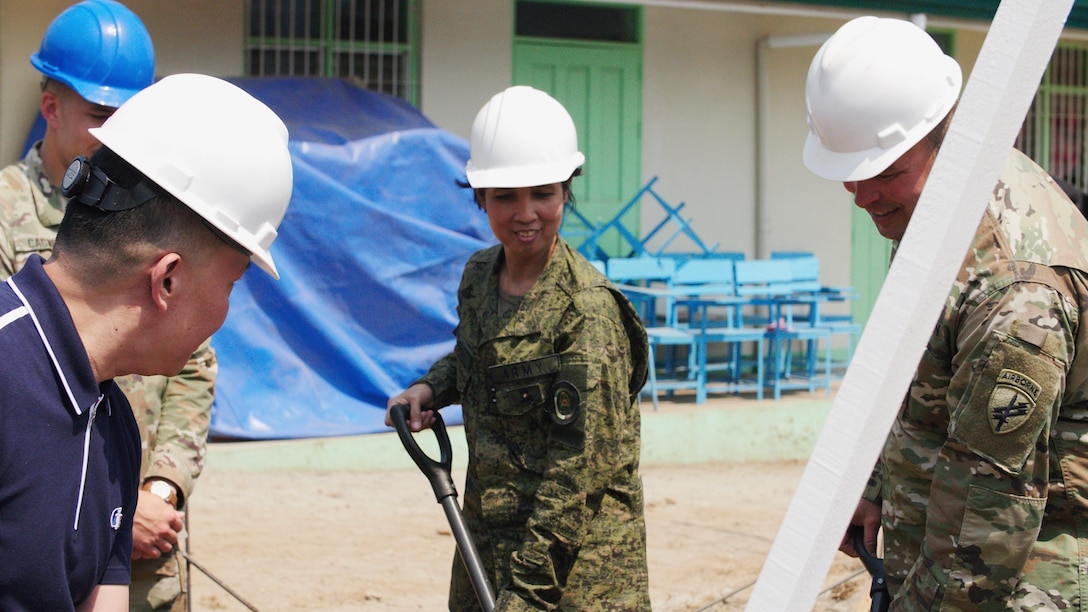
[988,368,1041,434]
[550,380,580,426]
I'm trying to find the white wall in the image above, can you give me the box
[0,0,71,166]
[758,23,855,290]
[419,0,512,139]
[641,7,759,258]
[127,0,245,78]
[640,8,862,287]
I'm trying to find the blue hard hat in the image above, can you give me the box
[30,0,155,108]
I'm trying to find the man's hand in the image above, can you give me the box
[131,489,184,560]
[840,498,881,558]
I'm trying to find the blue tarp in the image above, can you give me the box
[211,78,493,439]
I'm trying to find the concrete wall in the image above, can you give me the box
[0,1,68,167]
[129,0,245,77]
[757,19,855,290]
[418,0,512,139]
[641,7,760,259]
[207,396,835,472]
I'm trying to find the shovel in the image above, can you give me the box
[850,526,890,612]
[390,404,496,612]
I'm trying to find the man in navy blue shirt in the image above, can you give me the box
[0,73,293,611]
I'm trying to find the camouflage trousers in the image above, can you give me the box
[129,528,189,611]
[448,522,650,611]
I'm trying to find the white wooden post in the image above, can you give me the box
[745,1,1074,610]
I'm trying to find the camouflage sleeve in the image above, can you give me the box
[0,165,28,278]
[502,289,641,609]
[861,464,883,505]
[414,351,460,409]
[415,260,475,409]
[895,280,1072,608]
[145,339,216,507]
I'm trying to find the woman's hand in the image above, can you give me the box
[386,384,437,432]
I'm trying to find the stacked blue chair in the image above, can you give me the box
[670,258,766,400]
[642,326,703,410]
[606,256,676,324]
[734,258,832,400]
[606,257,699,409]
[771,252,861,378]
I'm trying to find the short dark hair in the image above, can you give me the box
[52,147,232,284]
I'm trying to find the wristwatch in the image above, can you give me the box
[144,479,179,508]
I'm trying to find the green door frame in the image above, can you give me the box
[849,204,891,331]
[513,36,643,258]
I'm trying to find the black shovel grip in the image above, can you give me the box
[850,526,890,612]
[389,404,456,502]
[390,404,497,611]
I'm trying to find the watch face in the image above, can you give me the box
[150,480,174,501]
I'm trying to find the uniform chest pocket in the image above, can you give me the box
[487,354,560,416]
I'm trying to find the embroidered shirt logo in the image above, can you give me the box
[110,507,123,531]
[989,369,1041,434]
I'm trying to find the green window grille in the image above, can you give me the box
[245,0,419,105]
[1017,44,1088,193]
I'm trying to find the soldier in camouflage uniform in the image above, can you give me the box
[0,3,210,609]
[805,17,1088,609]
[387,86,650,611]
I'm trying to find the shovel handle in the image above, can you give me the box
[389,404,455,502]
[390,403,497,611]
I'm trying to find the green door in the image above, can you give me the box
[514,39,642,258]
[850,204,891,331]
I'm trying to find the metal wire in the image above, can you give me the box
[691,567,868,610]
[179,549,260,612]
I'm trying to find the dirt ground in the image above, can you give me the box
[185,458,872,611]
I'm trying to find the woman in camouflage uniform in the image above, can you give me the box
[387,86,650,611]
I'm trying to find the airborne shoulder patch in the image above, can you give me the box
[988,369,1041,434]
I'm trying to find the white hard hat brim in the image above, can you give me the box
[466,153,585,189]
[802,130,922,183]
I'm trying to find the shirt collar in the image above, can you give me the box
[9,255,104,416]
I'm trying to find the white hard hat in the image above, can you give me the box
[465,85,585,189]
[803,16,962,182]
[90,73,293,278]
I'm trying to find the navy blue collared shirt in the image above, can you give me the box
[0,255,140,609]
